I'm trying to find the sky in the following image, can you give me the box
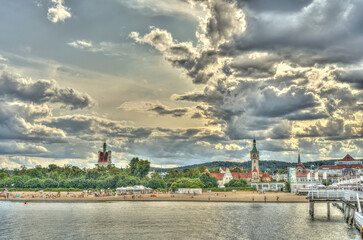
[0,0,362,169]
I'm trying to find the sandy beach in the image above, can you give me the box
[0,191,307,203]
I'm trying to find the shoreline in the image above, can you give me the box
[0,191,308,203]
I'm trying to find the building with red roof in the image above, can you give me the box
[204,140,271,187]
[97,142,112,167]
[317,154,362,183]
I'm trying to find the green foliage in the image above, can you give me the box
[129,157,140,176]
[165,169,184,183]
[206,187,255,192]
[224,179,248,188]
[43,178,59,188]
[278,169,288,174]
[285,182,291,192]
[322,181,331,186]
[199,173,218,188]
[24,178,43,188]
[147,178,166,189]
[184,169,200,178]
[230,167,242,173]
[170,178,205,191]
[129,157,150,179]
[197,165,207,172]
[210,168,221,173]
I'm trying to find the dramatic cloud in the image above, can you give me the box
[47,0,71,23]
[0,71,94,110]
[0,0,362,168]
[149,105,188,117]
[130,0,362,159]
[118,101,191,118]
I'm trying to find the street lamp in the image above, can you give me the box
[311,165,315,200]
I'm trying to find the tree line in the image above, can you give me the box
[0,158,227,191]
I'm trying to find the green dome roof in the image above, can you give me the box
[251,139,258,153]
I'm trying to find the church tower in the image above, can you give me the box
[250,139,260,182]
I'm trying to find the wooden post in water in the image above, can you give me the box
[346,205,351,223]
[327,201,330,218]
[309,200,314,218]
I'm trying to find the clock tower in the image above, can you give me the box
[250,139,260,182]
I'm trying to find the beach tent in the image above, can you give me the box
[116,186,152,194]
[177,188,203,195]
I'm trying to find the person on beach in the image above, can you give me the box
[252,196,254,201]
[276,196,279,201]
[264,196,267,202]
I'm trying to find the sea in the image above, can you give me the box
[0,201,360,240]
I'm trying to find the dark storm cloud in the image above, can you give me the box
[41,115,153,140]
[149,105,188,117]
[0,71,94,110]
[0,101,66,143]
[0,142,48,155]
[297,118,363,141]
[334,69,363,89]
[238,0,314,13]
[225,0,363,67]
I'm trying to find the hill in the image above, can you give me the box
[151,159,341,173]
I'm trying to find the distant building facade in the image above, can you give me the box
[208,139,271,187]
[317,154,363,183]
[98,142,112,167]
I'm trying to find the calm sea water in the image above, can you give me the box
[0,201,360,240]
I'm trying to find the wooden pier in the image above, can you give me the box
[307,190,363,237]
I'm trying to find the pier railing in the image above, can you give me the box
[307,190,363,200]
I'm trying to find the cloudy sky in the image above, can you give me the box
[0,0,362,169]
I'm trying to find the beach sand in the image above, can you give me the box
[0,191,307,203]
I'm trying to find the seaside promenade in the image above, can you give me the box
[0,191,307,203]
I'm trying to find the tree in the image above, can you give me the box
[285,182,291,192]
[199,173,218,188]
[231,167,242,173]
[185,169,200,178]
[170,178,205,191]
[278,169,288,174]
[197,165,207,173]
[24,178,43,188]
[47,164,59,172]
[147,179,166,189]
[225,179,248,188]
[165,169,184,183]
[210,168,221,173]
[129,157,140,176]
[136,160,150,179]
[43,178,59,188]
[119,176,140,186]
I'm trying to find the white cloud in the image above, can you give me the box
[47,0,71,23]
[0,55,8,62]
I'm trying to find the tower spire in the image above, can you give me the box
[251,139,258,153]
[103,142,107,155]
[298,151,301,164]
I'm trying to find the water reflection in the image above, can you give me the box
[0,201,360,240]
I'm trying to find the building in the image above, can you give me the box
[97,142,112,167]
[317,154,363,183]
[208,139,271,187]
[250,139,260,182]
[289,153,321,193]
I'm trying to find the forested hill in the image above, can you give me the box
[152,159,341,172]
